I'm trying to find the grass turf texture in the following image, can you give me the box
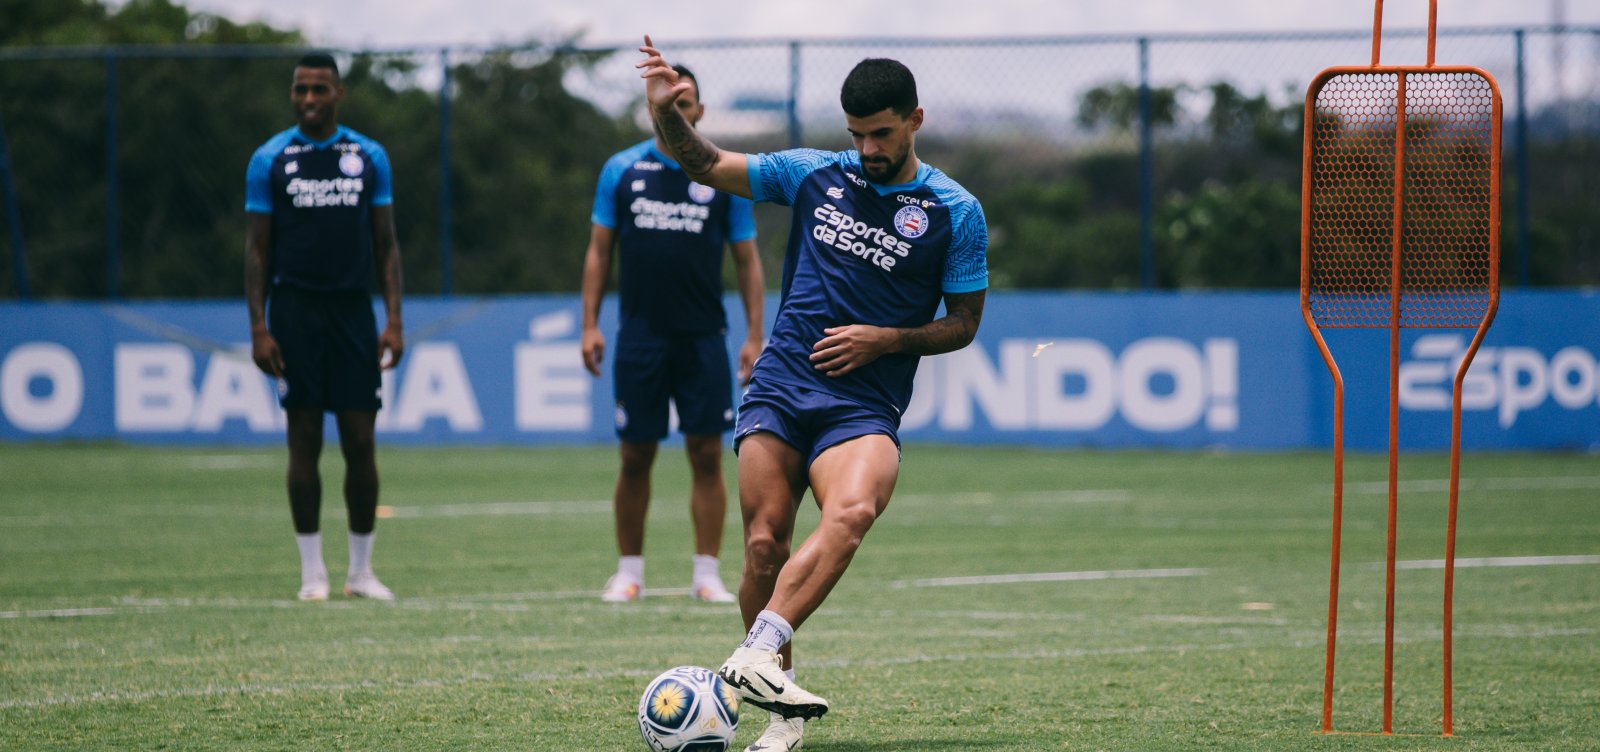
[2,444,1596,750]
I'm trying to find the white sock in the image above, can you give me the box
[785,668,796,682]
[296,533,326,584]
[348,531,375,578]
[740,610,794,653]
[692,554,720,585]
[617,555,644,584]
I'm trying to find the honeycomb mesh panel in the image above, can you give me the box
[1306,70,1496,329]
[1399,72,1497,328]
[1307,73,1400,328]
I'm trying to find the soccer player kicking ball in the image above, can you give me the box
[639,36,989,751]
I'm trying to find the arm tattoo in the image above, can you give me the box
[653,108,720,178]
[896,289,987,356]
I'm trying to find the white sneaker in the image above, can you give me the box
[744,712,804,751]
[692,580,737,603]
[298,575,330,602]
[718,647,829,721]
[601,574,641,602]
[343,572,395,601]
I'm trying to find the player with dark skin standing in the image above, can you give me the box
[246,54,404,601]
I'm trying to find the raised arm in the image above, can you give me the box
[637,35,752,198]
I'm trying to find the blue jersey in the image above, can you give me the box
[746,149,987,415]
[245,125,393,292]
[593,141,757,337]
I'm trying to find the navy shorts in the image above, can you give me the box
[613,330,733,442]
[268,285,382,412]
[733,377,901,469]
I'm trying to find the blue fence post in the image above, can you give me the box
[0,108,29,300]
[438,47,454,297]
[1137,37,1153,291]
[1513,29,1531,288]
[787,41,802,149]
[105,52,120,299]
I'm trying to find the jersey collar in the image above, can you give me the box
[646,142,684,172]
[293,125,348,149]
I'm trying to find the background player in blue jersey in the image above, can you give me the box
[581,64,766,605]
[640,36,988,749]
[245,53,404,602]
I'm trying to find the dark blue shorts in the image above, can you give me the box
[267,285,381,413]
[613,330,733,442]
[734,377,901,469]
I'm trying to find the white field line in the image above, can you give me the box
[388,489,1134,519]
[383,500,610,518]
[0,607,122,619]
[1390,554,1600,570]
[4,623,1593,711]
[0,489,1132,528]
[6,553,1593,621]
[1342,476,1600,495]
[168,454,278,470]
[896,489,1133,505]
[892,567,1208,588]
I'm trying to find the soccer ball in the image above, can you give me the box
[637,665,739,752]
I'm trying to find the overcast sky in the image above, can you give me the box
[179,0,1595,49]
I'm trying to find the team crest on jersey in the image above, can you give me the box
[339,152,364,177]
[893,205,929,238]
[687,182,716,204]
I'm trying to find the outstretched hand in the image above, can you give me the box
[637,35,695,115]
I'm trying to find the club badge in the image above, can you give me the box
[893,205,929,238]
[339,152,364,177]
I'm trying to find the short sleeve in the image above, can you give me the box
[748,149,839,206]
[590,153,631,229]
[725,194,756,243]
[942,199,989,294]
[368,143,394,207]
[244,147,275,214]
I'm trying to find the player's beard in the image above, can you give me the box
[861,151,907,184]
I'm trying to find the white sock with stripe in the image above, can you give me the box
[740,610,793,653]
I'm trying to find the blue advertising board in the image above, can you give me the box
[1,291,1595,450]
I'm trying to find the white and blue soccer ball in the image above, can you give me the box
[637,665,739,752]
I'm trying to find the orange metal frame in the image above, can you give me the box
[1299,0,1502,738]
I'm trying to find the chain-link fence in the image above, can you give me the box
[1,26,1595,299]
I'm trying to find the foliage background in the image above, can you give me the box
[0,0,1595,298]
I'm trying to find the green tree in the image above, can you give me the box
[1076,82,1181,133]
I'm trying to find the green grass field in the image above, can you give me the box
[2,443,1597,750]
